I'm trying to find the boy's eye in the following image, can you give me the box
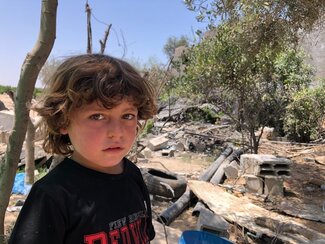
[123,114,136,120]
[89,114,105,120]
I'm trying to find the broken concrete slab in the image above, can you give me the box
[188,180,325,243]
[279,201,325,223]
[147,135,169,151]
[196,207,229,238]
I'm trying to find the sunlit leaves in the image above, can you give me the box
[284,85,325,142]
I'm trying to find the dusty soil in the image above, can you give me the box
[140,141,325,242]
[4,141,325,243]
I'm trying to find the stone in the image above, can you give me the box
[264,176,284,197]
[137,158,148,164]
[142,148,153,158]
[147,135,169,151]
[161,149,175,157]
[224,161,240,179]
[0,110,14,132]
[174,142,185,151]
[244,175,264,194]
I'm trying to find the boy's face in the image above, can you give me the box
[60,98,138,174]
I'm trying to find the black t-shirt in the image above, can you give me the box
[9,157,155,244]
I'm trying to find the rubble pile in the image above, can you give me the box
[241,154,292,196]
[2,94,325,243]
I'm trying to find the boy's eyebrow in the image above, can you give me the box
[85,105,138,112]
[120,108,139,113]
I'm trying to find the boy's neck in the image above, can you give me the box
[70,155,125,174]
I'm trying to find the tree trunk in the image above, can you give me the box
[0,1,57,242]
[24,118,36,185]
[86,3,92,54]
[5,92,36,185]
[250,128,259,154]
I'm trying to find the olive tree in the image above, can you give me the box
[173,0,324,152]
[175,22,313,152]
[184,0,325,44]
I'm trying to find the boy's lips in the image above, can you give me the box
[102,146,123,151]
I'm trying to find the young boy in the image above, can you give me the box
[9,54,157,244]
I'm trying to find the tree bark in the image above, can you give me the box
[86,3,92,54]
[24,118,36,185]
[0,1,57,242]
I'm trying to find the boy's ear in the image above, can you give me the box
[60,127,68,135]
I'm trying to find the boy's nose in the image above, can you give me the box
[106,120,123,138]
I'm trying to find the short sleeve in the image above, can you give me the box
[8,183,66,244]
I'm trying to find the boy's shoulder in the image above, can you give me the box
[36,157,142,187]
[124,158,142,174]
[34,157,77,187]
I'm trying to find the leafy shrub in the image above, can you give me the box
[0,85,43,98]
[284,85,325,142]
[0,85,16,94]
[140,119,155,137]
[184,106,220,124]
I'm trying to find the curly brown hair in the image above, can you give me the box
[34,54,157,155]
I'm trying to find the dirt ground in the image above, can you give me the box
[4,141,325,243]
[139,142,325,243]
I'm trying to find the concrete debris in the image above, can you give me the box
[240,154,291,177]
[224,160,240,179]
[147,134,169,151]
[196,207,229,238]
[244,175,264,194]
[0,110,14,132]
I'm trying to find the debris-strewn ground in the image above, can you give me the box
[2,96,325,243]
[137,138,325,243]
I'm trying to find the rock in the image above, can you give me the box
[147,135,169,151]
[224,161,240,179]
[0,110,14,132]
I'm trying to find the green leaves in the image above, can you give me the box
[284,85,325,142]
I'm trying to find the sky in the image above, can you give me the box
[0,0,207,87]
